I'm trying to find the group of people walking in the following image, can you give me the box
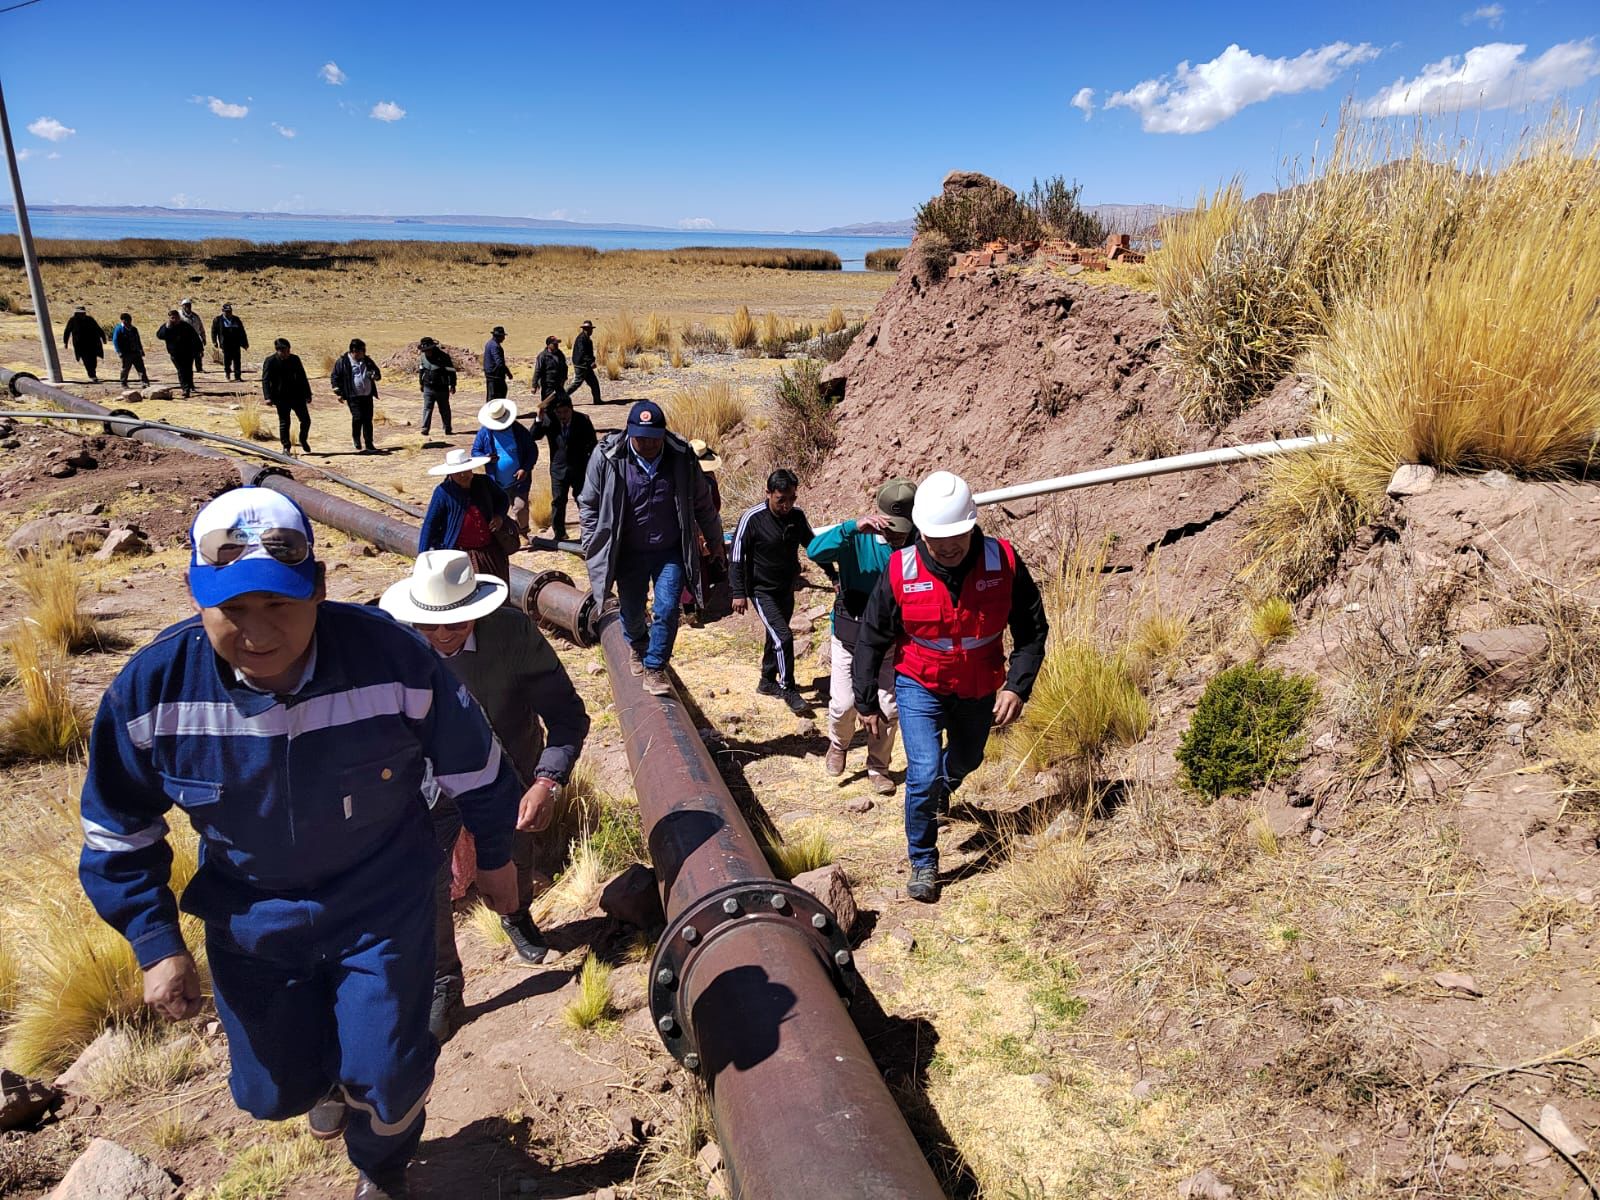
[63,300,246,394]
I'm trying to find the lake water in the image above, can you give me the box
[0,211,909,272]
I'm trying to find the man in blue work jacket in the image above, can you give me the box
[78,487,523,1200]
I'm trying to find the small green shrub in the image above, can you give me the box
[767,358,835,473]
[1176,663,1317,798]
[1025,176,1107,246]
[916,182,1041,251]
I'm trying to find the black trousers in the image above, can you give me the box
[420,389,453,435]
[273,398,311,449]
[485,372,507,402]
[119,354,149,385]
[222,345,243,379]
[566,366,601,404]
[431,798,538,993]
[347,395,375,449]
[170,355,194,394]
[752,588,796,689]
[193,348,205,373]
[80,355,101,381]
[550,471,574,540]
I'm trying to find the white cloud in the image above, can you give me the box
[678,217,716,230]
[320,61,346,85]
[199,95,249,119]
[169,193,195,208]
[370,101,406,122]
[1070,87,1096,119]
[272,122,296,138]
[27,116,75,142]
[1361,39,1600,116]
[47,152,59,160]
[1463,4,1504,28]
[1106,41,1379,134]
[16,148,32,161]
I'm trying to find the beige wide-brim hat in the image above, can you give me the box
[379,550,507,624]
[427,447,492,476]
[689,438,723,473]
[477,398,518,430]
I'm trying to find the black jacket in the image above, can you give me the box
[729,502,814,599]
[330,353,381,402]
[156,320,201,361]
[530,409,597,482]
[851,529,1049,713]
[533,347,568,394]
[211,314,249,350]
[418,347,457,394]
[261,352,312,406]
[571,332,596,370]
[62,313,106,360]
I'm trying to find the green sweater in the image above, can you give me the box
[806,518,894,646]
[440,607,590,785]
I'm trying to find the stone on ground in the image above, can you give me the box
[46,1138,176,1200]
[6,514,109,557]
[1458,626,1548,692]
[0,1068,61,1131]
[598,863,665,934]
[791,864,858,936]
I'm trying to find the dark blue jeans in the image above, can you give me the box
[617,548,685,671]
[894,674,995,870]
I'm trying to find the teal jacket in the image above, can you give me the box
[806,519,894,647]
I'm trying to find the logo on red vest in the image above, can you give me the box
[975,577,1002,591]
[903,581,934,594]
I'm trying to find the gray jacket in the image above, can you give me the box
[577,430,723,604]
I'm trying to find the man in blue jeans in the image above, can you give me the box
[852,471,1049,902]
[577,399,725,696]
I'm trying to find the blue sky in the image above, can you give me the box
[4,0,1597,229]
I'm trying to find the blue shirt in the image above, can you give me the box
[79,601,520,969]
[486,427,521,490]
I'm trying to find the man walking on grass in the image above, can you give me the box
[853,471,1049,903]
[211,303,250,381]
[577,400,725,697]
[566,319,601,405]
[111,312,151,387]
[79,487,523,1199]
[179,299,207,375]
[530,392,597,544]
[262,337,313,454]
[483,326,511,401]
[156,309,202,397]
[380,550,590,1042]
[62,305,106,382]
[417,337,457,439]
[731,469,816,715]
[331,338,381,454]
[534,335,568,403]
[807,479,916,796]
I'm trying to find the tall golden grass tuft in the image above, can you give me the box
[528,472,554,531]
[3,632,90,760]
[665,380,746,446]
[235,397,267,442]
[15,548,100,653]
[562,955,616,1031]
[642,311,672,350]
[729,305,757,350]
[824,306,846,333]
[611,310,643,354]
[762,826,833,880]
[1250,596,1295,644]
[602,345,622,381]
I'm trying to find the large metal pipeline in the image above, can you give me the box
[1,362,941,1196]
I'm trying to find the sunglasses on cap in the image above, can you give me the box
[196,523,311,568]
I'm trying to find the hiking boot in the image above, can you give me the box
[779,687,811,716]
[300,438,311,453]
[824,744,847,776]
[628,648,645,677]
[281,443,293,455]
[307,1087,348,1140]
[353,1170,410,1199]
[501,911,551,965]
[867,770,896,796]
[428,981,466,1045]
[906,866,940,903]
[755,679,782,698]
[642,667,672,697]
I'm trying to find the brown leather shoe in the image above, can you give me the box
[867,770,896,796]
[824,745,846,776]
[642,667,672,697]
[628,648,645,676]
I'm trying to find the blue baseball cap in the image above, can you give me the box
[626,400,667,438]
[188,487,318,607]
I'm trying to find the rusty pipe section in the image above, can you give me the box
[598,610,942,1199]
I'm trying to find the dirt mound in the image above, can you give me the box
[382,340,482,377]
[809,254,1311,604]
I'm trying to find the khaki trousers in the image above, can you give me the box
[828,635,899,772]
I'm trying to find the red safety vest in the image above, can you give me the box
[889,537,1015,699]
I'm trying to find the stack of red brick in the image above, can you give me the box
[948,232,1143,275]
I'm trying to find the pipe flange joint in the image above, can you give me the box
[525,569,574,612]
[245,465,295,487]
[647,879,858,1069]
[6,372,39,398]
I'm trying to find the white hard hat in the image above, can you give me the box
[912,470,977,537]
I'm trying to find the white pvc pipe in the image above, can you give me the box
[971,433,1334,507]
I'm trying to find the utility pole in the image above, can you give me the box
[0,72,62,382]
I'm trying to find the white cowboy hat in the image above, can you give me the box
[427,447,492,476]
[379,550,508,625]
[477,398,518,430]
[689,438,723,473]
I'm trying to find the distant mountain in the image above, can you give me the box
[805,204,1186,241]
[0,204,684,234]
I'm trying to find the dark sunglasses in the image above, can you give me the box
[196,525,310,567]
